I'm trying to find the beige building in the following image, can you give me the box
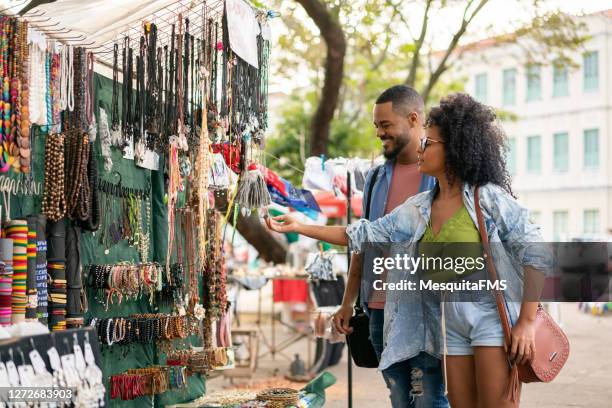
[452,9,612,240]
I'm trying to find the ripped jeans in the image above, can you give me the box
[369,308,448,408]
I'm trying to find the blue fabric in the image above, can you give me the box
[370,309,449,408]
[347,182,552,370]
[443,294,505,355]
[267,183,321,220]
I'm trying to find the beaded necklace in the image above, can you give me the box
[111,43,119,131]
[167,24,176,137]
[134,36,145,145]
[79,135,99,232]
[45,51,52,131]
[9,18,22,173]
[18,21,30,172]
[51,52,61,134]
[145,23,159,136]
[86,52,95,127]
[1,18,13,149]
[175,15,187,150]
[121,38,133,146]
[41,133,66,221]
[183,18,190,127]
[65,131,90,221]
[152,46,163,151]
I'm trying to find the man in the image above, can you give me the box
[332,85,448,408]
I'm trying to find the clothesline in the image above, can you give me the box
[263,151,305,174]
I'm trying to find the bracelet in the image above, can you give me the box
[106,318,114,346]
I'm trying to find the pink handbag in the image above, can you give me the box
[474,187,570,401]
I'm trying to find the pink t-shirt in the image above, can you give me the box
[368,162,421,309]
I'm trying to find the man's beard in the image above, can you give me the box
[382,134,410,160]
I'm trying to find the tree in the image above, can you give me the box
[255,0,589,263]
[393,0,589,102]
[271,0,589,161]
[294,0,347,157]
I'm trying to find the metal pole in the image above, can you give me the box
[346,171,353,408]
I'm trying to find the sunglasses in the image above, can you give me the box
[419,137,444,152]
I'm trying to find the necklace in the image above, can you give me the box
[41,133,66,222]
[111,43,119,131]
[65,131,90,221]
[51,52,61,134]
[145,23,159,137]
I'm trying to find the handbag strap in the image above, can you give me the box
[474,187,513,346]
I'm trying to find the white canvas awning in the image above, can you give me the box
[1,0,225,69]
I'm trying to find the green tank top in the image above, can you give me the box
[419,205,482,282]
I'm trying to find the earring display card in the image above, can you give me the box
[0,327,104,404]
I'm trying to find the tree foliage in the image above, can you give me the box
[265,0,589,169]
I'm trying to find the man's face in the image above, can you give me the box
[372,102,421,160]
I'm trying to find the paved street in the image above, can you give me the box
[323,303,612,407]
[208,302,611,407]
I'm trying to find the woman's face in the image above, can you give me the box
[417,125,446,177]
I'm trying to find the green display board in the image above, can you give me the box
[9,73,205,407]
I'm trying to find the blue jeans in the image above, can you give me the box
[369,308,449,408]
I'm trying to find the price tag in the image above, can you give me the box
[84,343,96,366]
[47,347,62,371]
[29,349,48,375]
[17,364,34,387]
[0,362,10,387]
[61,354,79,387]
[61,354,75,372]
[74,344,86,372]
[6,360,20,387]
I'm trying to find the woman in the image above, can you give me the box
[267,93,549,407]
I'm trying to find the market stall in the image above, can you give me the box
[0,0,327,406]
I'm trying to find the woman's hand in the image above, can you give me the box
[507,317,536,365]
[265,214,302,234]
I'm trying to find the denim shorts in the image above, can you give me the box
[442,293,505,355]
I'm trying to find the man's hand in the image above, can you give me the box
[332,304,354,335]
[265,214,302,233]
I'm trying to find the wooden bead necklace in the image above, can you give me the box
[41,133,66,221]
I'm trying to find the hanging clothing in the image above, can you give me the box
[302,156,383,195]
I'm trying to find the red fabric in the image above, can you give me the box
[333,175,348,195]
[211,142,242,174]
[272,279,308,303]
[256,164,287,196]
[313,191,363,218]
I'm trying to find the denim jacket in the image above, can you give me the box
[360,160,435,309]
[349,182,551,370]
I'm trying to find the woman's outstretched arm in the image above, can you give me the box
[265,214,349,246]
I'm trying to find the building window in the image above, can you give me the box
[583,51,599,92]
[552,61,568,97]
[553,132,569,172]
[475,73,488,103]
[503,68,516,105]
[583,209,600,234]
[583,128,599,169]
[526,64,541,101]
[507,137,517,175]
[553,210,568,241]
[527,135,541,173]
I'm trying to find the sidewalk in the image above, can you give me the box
[323,302,611,407]
[208,302,611,407]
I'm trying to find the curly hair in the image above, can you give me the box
[425,93,514,195]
